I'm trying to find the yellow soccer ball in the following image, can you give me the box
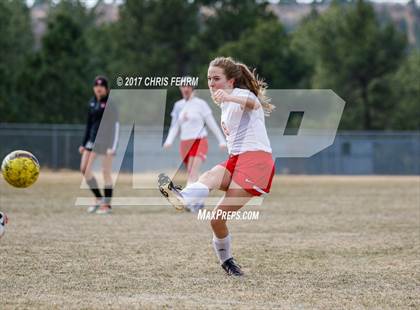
[1,150,40,188]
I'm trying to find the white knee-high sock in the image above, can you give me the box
[213,234,233,264]
[180,182,209,205]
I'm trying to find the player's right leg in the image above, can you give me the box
[198,165,231,192]
[158,165,231,211]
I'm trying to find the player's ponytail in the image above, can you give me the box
[209,57,275,116]
[236,63,274,116]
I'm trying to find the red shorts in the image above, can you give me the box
[180,138,208,165]
[219,151,275,197]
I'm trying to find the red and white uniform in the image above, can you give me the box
[165,96,225,165]
[218,88,275,196]
[169,99,186,129]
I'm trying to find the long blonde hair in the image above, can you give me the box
[209,57,275,115]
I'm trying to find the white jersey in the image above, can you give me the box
[178,97,211,140]
[170,99,187,128]
[165,96,225,145]
[220,88,272,155]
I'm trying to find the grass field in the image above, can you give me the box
[0,172,419,309]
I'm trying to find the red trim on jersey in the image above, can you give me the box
[219,151,275,197]
[180,138,208,166]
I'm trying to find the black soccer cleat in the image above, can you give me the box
[173,184,183,191]
[158,173,185,211]
[221,258,244,277]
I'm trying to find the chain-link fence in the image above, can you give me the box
[0,123,418,175]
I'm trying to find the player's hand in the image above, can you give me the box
[163,142,172,149]
[212,89,230,104]
[219,143,227,151]
[106,149,116,156]
[78,146,85,154]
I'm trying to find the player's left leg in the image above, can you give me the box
[210,181,253,276]
[96,154,113,215]
[81,151,102,213]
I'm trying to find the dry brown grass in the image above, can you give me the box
[0,172,419,309]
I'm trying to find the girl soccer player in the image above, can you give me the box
[159,57,275,276]
[79,76,119,215]
[163,84,226,187]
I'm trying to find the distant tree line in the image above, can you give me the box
[0,0,418,130]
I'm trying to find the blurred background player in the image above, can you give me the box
[163,82,226,189]
[79,76,119,215]
[0,212,7,239]
[159,57,275,276]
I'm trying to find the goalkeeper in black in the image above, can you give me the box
[79,76,119,214]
